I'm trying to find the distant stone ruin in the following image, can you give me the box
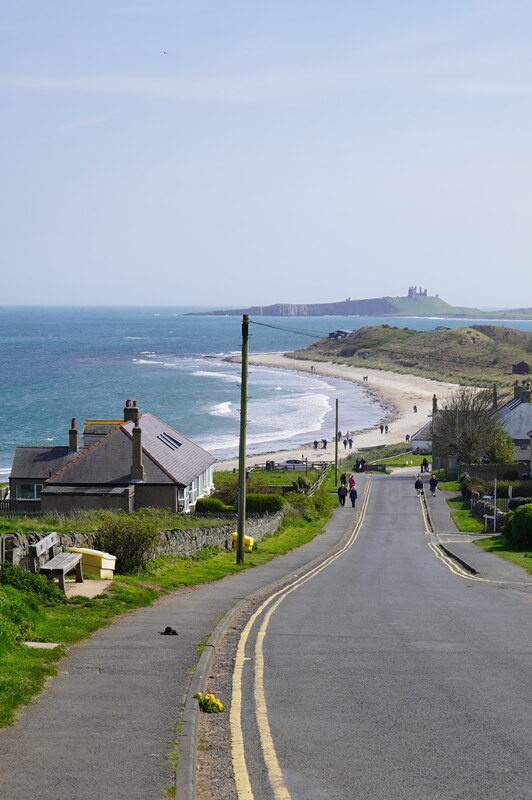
[407,286,428,299]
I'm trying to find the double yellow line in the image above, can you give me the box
[420,496,532,586]
[230,480,372,800]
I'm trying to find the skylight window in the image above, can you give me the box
[158,432,182,450]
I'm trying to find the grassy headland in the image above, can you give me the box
[289,324,532,387]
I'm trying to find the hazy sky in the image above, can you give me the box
[2,1,531,308]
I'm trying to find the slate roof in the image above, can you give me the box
[410,420,433,441]
[10,446,88,480]
[122,414,216,486]
[45,413,216,488]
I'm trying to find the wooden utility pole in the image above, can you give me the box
[236,315,249,564]
[335,398,339,485]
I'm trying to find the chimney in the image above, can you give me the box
[432,394,438,415]
[514,380,520,399]
[68,418,79,452]
[123,398,140,423]
[492,383,498,410]
[130,418,144,482]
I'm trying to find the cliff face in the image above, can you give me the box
[188,297,400,316]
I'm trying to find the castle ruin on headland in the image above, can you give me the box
[407,286,428,299]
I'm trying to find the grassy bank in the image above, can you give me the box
[474,535,532,574]
[289,323,532,387]
[0,488,337,727]
[446,496,486,533]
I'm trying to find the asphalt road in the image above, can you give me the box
[234,472,532,799]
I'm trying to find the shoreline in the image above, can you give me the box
[215,353,460,470]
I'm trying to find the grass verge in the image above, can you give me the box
[445,496,486,533]
[0,492,337,727]
[473,535,532,574]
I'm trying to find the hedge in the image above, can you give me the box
[504,504,532,547]
[246,493,285,513]
[195,497,233,513]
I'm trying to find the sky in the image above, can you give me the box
[1,0,532,309]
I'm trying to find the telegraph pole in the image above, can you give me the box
[236,315,249,564]
[335,398,339,485]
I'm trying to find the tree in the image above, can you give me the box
[432,387,505,465]
[485,429,515,464]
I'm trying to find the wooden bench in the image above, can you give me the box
[30,532,83,593]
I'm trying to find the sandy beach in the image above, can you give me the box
[215,353,460,470]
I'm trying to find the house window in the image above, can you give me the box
[16,483,44,500]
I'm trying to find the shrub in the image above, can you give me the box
[246,493,285,513]
[503,470,520,482]
[195,497,232,513]
[93,511,160,573]
[508,497,532,511]
[509,503,532,547]
[0,563,64,605]
[212,475,239,506]
[285,493,318,520]
[311,487,331,515]
[292,476,310,493]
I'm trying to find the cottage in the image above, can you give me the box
[9,400,216,514]
[498,381,532,462]
[328,329,351,340]
[512,361,529,375]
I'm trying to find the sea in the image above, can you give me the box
[2,306,532,479]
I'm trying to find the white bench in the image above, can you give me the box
[30,532,83,593]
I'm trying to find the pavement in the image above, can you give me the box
[1,472,530,800]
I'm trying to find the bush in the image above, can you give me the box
[509,503,532,547]
[0,563,64,605]
[508,497,532,511]
[285,493,318,520]
[503,470,520,482]
[195,497,232,513]
[93,511,160,573]
[246,493,285,513]
[311,487,332,515]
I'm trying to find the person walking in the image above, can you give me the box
[421,457,430,474]
[354,458,360,473]
[348,475,356,490]
[340,472,347,487]
[343,438,348,450]
[313,440,318,450]
[348,437,353,449]
[429,474,439,497]
[349,486,358,508]
[385,424,389,434]
[359,457,366,472]
[337,485,347,506]
[414,476,424,496]
[380,424,384,434]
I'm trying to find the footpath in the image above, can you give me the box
[0,485,364,800]
[1,474,530,800]
[424,479,532,587]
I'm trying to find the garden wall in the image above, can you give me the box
[469,492,507,533]
[0,510,285,569]
[462,463,530,480]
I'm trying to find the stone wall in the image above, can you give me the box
[469,492,507,533]
[0,510,285,568]
[462,463,530,480]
